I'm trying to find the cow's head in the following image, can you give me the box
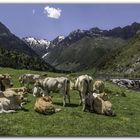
[97,92,108,101]
[103,101,116,116]
[33,86,45,97]
[70,78,77,90]
[0,74,13,90]
[42,96,53,104]
[18,87,28,95]
[13,92,25,105]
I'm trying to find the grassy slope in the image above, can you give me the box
[0,67,140,136]
[99,33,140,76]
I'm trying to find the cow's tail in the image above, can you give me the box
[0,109,16,113]
[84,79,89,95]
[55,108,62,113]
[65,79,70,95]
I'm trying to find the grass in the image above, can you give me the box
[0,67,140,136]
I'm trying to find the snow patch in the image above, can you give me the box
[42,52,50,59]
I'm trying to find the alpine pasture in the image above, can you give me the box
[0,67,140,136]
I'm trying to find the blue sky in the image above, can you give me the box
[0,4,140,40]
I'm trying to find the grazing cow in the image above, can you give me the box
[34,96,61,115]
[85,92,116,116]
[71,75,93,111]
[33,77,70,107]
[19,74,42,89]
[93,80,105,94]
[0,74,13,91]
[0,90,27,113]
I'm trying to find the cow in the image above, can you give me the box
[85,92,116,116]
[93,80,105,94]
[0,90,27,113]
[6,87,28,94]
[33,77,70,107]
[19,74,42,89]
[6,87,29,104]
[0,74,13,91]
[34,96,61,115]
[70,75,93,111]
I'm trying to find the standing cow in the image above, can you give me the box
[71,75,93,111]
[33,77,70,107]
[93,80,105,94]
[19,74,42,89]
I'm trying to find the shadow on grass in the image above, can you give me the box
[53,102,79,107]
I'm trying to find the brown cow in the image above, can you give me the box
[93,80,105,94]
[85,92,116,116]
[0,74,13,91]
[34,96,61,115]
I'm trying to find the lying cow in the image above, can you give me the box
[0,74,13,91]
[85,92,115,116]
[19,74,42,89]
[33,77,70,107]
[6,87,28,94]
[71,75,93,111]
[0,90,27,113]
[34,96,61,115]
[93,80,105,94]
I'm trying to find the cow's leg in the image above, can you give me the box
[81,93,86,111]
[62,90,66,107]
[79,91,82,106]
[67,93,70,104]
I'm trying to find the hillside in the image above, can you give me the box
[45,36,125,71]
[98,33,140,76]
[0,22,55,71]
[43,22,140,71]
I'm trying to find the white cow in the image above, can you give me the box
[71,75,93,111]
[19,74,42,89]
[33,77,70,107]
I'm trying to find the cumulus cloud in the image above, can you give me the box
[44,6,62,19]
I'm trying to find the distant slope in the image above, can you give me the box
[45,36,125,71]
[0,22,55,71]
[42,22,140,71]
[99,33,140,75]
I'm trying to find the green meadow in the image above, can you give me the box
[0,67,140,136]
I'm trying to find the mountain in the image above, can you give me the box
[22,22,140,72]
[102,22,140,39]
[45,36,125,71]
[98,32,140,76]
[0,22,55,71]
[22,37,50,57]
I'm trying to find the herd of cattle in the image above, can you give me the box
[0,73,116,116]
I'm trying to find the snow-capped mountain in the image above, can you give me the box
[22,37,51,56]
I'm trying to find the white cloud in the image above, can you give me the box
[32,9,35,14]
[44,6,62,19]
